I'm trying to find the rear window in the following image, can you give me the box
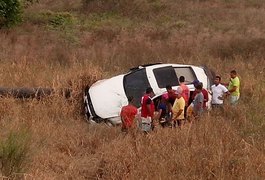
[153,66,178,88]
[174,67,196,84]
[124,69,150,107]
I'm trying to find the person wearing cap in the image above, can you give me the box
[171,87,186,129]
[120,96,138,133]
[193,83,204,117]
[191,80,209,110]
[140,87,155,132]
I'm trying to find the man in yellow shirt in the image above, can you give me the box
[228,70,240,105]
[172,87,186,129]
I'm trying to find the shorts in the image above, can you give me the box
[230,95,239,105]
[140,116,152,132]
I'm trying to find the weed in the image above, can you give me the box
[0,130,30,178]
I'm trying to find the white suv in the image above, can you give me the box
[84,63,214,125]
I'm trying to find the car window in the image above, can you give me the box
[153,66,179,88]
[174,67,196,84]
[124,69,150,107]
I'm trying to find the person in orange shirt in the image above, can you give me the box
[120,96,138,133]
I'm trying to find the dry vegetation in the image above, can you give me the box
[0,0,265,179]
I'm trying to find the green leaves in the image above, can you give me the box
[0,0,22,28]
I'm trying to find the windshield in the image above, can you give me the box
[124,69,150,107]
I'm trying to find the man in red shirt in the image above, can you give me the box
[191,80,209,110]
[166,85,177,106]
[140,87,155,132]
[120,96,138,132]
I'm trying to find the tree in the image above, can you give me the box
[0,0,22,28]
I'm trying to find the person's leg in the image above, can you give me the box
[172,120,177,128]
[177,119,183,129]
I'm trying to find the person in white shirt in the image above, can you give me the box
[211,76,230,109]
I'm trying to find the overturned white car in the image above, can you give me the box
[84,63,214,125]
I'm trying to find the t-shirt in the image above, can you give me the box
[172,97,185,120]
[158,103,167,120]
[141,95,155,118]
[228,77,240,96]
[192,89,208,109]
[180,83,190,106]
[193,92,203,114]
[211,84,228,104]
[120,104,137,129]
[167,90,177,106]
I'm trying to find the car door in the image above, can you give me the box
[123,68,151,107]
[146,65,179,95]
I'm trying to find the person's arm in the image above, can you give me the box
[157,108,162,120]
[120,108,126,126]
[229,86,237,93]
[175,109,183,119]
[218,86,230,100]
[203,89,209,102]
[221,82,229,86]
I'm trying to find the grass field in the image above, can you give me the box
[0,0,264,179]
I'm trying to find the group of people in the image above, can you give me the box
[120,70,240,133]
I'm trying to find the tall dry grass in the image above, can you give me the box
[0,0,264,179]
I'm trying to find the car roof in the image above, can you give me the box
[128,63,198,73]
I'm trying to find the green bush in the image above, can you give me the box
[0,130,30,177]
[0,0,22,28]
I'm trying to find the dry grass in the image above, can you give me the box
[0,0,265,179]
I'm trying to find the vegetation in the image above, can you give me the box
[0,0,264,178]
[0,130,30,178]
[0,0,22,28]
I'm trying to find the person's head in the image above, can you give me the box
[166,85,172,92]
[230,70,237,78]
[179,76,185,83]
[146,87,154,97]
[214,75,221,85]
[127,96,134,104]
[176,87,183,98]
[192,80,200,88]
[161,94,167,103]
[196,83,202,92]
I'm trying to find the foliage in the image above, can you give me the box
[0,0,22,28]
[0,130,30,177]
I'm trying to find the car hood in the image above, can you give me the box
[88,75,127,119]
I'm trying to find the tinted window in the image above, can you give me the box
[124,69,150,107]
[174,67,196,84]
[153,66,178,88]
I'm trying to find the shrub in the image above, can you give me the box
[0,130,30,178]
[0,0,22,28]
